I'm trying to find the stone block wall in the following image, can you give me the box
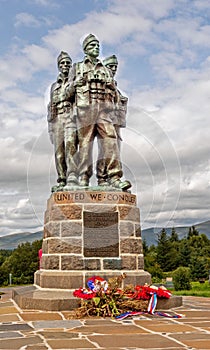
[35,191,151,289]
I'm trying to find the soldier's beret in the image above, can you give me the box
[103,55,118,66]
[57,51,72,65]
[82,34,99,50]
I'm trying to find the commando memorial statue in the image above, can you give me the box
[12,34,182,312]
[48,33,131,192]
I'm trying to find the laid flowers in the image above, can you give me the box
[72,274,180,319]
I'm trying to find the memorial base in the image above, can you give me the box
[12,285,80,311]
[13,190,182,310]
[34,270,151,290]
[12,285,182,311]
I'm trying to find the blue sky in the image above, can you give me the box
[0,0,210,238]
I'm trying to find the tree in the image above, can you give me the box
[0,250,12,265]
[142,225,210,282]
[187,226,199,239]
[179,239,192,267]
[190,256,209,281]
[170,227,179,242]
[0,240,42,286]
[142,238,149,255]
[173,267,191,291]
[156,228,175,272]
[144,245,163,282]
[192,226,199,236]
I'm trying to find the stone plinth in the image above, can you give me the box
[34,190,151,291]
[12,190,183,311]
[12,285,80,311]
[14,190,166,311]
[12,285,182,311]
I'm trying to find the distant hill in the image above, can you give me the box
[0,220,209,250]
[0,231,43,250]
[141,220,210,246]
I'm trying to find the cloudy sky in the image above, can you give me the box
[0,0,210,239]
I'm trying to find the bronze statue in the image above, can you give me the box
[66,34,131,191]
[96,55,128,185]
[47,51,78,192]
[48,36,132,192]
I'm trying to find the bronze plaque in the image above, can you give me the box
[84,211,119,257]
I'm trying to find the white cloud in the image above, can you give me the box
[15,12,42,28]
[31,0,59,7]
[22,45,55,71]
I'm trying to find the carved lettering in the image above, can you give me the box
[53,191,136,205]
[90,193,102,201]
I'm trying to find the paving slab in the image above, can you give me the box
[71,317,114,325]
[88,333,185,348]
[32,319,82,329]
[0,306,19,314]
[184,320,210,327]
[171,332,210,341]
[68,323,150,335]
[0,336,43,349]
[25,346,48,350]
[0,322,33,331]
[20,311,63,321]
[0,314,20,322]
[38,331,80,339]
[178,310,210,317]
[47,338,97,349]
[169,323,210,349]
[176,317,210,323]
[134,321,196,333]
[0,301,14,308]
[0,331,23,339]
[182,339,210,349]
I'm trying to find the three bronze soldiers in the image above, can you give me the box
[48,34,131,192]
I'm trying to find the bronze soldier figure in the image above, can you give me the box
[67,34,131,191]
[96,54,128,186]
[47,51,78,192]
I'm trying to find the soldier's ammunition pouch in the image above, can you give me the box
[47,102,57,122]
[75,62,117,109]
[56,101,71,115]
[116,96,128,128]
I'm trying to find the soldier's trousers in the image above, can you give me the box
[52,114,78,184]
[77,106,123,183]
[96,125,122,183]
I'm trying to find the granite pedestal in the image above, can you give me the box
[13,190,182,310]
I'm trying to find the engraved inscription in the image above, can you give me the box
[53,191,136,205]
[84,211,119,257]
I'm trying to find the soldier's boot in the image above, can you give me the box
[79,175,89,187]
[63,175,79,190]
[51,179,66,193]
[110,178,132,192]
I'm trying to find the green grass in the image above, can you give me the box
[172,281,210,297]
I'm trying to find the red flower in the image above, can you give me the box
[124,285,171,300]
[73,288,96,300]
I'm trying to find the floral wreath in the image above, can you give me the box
[72,275,182,319]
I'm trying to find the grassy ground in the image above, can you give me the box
[172,281,210,297]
